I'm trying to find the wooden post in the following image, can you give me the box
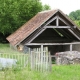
[41,45,43,55]
[56,15,59,27]
[70,44,72,51]
[41,45,43,72]
[49,52,52,71]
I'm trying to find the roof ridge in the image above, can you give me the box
[39,9,59,13]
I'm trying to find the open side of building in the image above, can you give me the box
[7,9,80,56]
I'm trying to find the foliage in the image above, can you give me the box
[69,10,80,21]
[69,10,80,27]
[74,20,80,27]
[0,0,50,35]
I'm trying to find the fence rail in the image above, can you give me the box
[0,53,29,68]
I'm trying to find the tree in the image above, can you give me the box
[0,0,50,35]
[69,10,80,27]
[69,10,80,20]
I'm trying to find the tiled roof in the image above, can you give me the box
[6,10,57,46]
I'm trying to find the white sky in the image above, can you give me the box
[41,0,80,15]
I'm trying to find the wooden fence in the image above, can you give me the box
[0,47,52,71]
[0,53,29,68]
[30,47,52,72]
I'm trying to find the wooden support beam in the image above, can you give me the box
[58,16,76,28]
[71,28,80,37]
[23,28,43,44]
[44,26,70,29]
[25,42,80,46]
[28,28,46,43]
[58,16,70,26]
[56,15,59,26]
[68,29,80,40]
[45,16,57,25]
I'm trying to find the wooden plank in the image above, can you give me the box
[44,26,70,28]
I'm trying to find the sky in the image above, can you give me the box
[41,0,80,15]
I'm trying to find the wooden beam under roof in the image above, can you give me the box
[44,26,71,28]
[25,42,80,46]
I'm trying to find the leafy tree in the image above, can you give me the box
[0,0,50,35]
[69,10,80,20]
[69,10,80,27]
[74,20,80,27]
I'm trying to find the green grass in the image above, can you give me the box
[0,43,20,54]
[0,65,80,80]
[0,44,80,80]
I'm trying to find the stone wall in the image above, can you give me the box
[56,51,80,65]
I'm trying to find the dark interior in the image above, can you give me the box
[32,28,78,43]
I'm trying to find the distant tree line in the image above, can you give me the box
[0,0,50,43]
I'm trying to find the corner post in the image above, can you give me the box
[70,44,72,51]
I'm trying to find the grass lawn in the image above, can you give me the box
[0,43,80,80]
[0,65,80,80]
